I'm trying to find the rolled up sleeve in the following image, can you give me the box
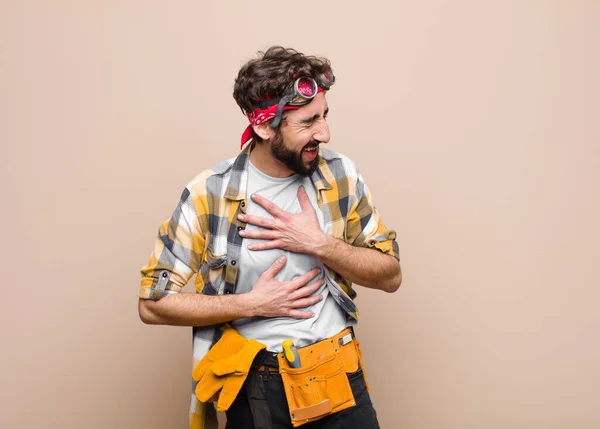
[140,186,206,300]
[346,173,400,261]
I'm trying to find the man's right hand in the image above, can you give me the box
[138,256,324,327]
[245,255,324,319]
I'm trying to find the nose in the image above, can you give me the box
[313,119,330,144]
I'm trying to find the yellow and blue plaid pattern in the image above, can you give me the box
[140,142,399,428]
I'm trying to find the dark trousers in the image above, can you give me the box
[225,367,380,429]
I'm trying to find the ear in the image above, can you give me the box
[253,123,276,141]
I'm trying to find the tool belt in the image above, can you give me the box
[193,326,368,428]
[276,327,368,427]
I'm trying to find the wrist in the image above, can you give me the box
[232,292,259,318]
[313,232,335,259]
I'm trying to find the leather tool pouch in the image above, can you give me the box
[278,328,362,427]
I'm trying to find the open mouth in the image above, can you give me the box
[302,144,319,153]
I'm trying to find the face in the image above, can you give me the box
[269,92,331,176]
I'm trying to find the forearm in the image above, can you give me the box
[138,292,255,327]
[315,235,402,293]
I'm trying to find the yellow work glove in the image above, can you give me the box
[195,338,266,411]
[192,327,266,411]
[192,326,247,382]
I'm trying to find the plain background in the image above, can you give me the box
[1,1,599,428]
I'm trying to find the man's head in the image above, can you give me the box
[233,46,333,176]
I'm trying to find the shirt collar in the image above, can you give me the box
[224,142,333,201]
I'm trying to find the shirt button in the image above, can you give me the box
[231,260,237,266]
[237,226,243,231]
[240,201,246,208]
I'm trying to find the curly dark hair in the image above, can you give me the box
[233,46,333,141]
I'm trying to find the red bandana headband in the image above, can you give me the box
[240,85,325,148]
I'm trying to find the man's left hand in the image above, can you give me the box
[238,185,327,254]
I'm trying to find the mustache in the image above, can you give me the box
[302,140,320,151]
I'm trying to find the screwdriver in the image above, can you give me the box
[282,339,301,368]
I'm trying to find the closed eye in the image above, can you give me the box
[299,107,330,125]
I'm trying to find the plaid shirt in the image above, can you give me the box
[139,142,399,429]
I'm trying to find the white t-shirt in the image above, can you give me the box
[232,161,347,352]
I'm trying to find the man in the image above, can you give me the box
[139,46,401,429]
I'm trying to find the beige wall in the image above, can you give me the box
[1,1,599,428]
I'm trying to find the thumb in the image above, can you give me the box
[297,185,314,211]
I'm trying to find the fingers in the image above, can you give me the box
[261,255,287,279]
[283,290,323,319]
[290,295,323,309]
[248,239,284,251]
[238,213,275,229]
[290,268,321,289]
[287,309,316,319]
[239,229,281,240]
[289,278,323,301]
[256,264,325,319]
[250,194,286,218]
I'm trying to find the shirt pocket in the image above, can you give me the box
[196,247,228,295]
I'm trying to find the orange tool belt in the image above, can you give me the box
[274,327,369,427]
[193,326,369,428]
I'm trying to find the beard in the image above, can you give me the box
[270,131,320,177]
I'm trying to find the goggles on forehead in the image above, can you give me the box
[256,70,336,128]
